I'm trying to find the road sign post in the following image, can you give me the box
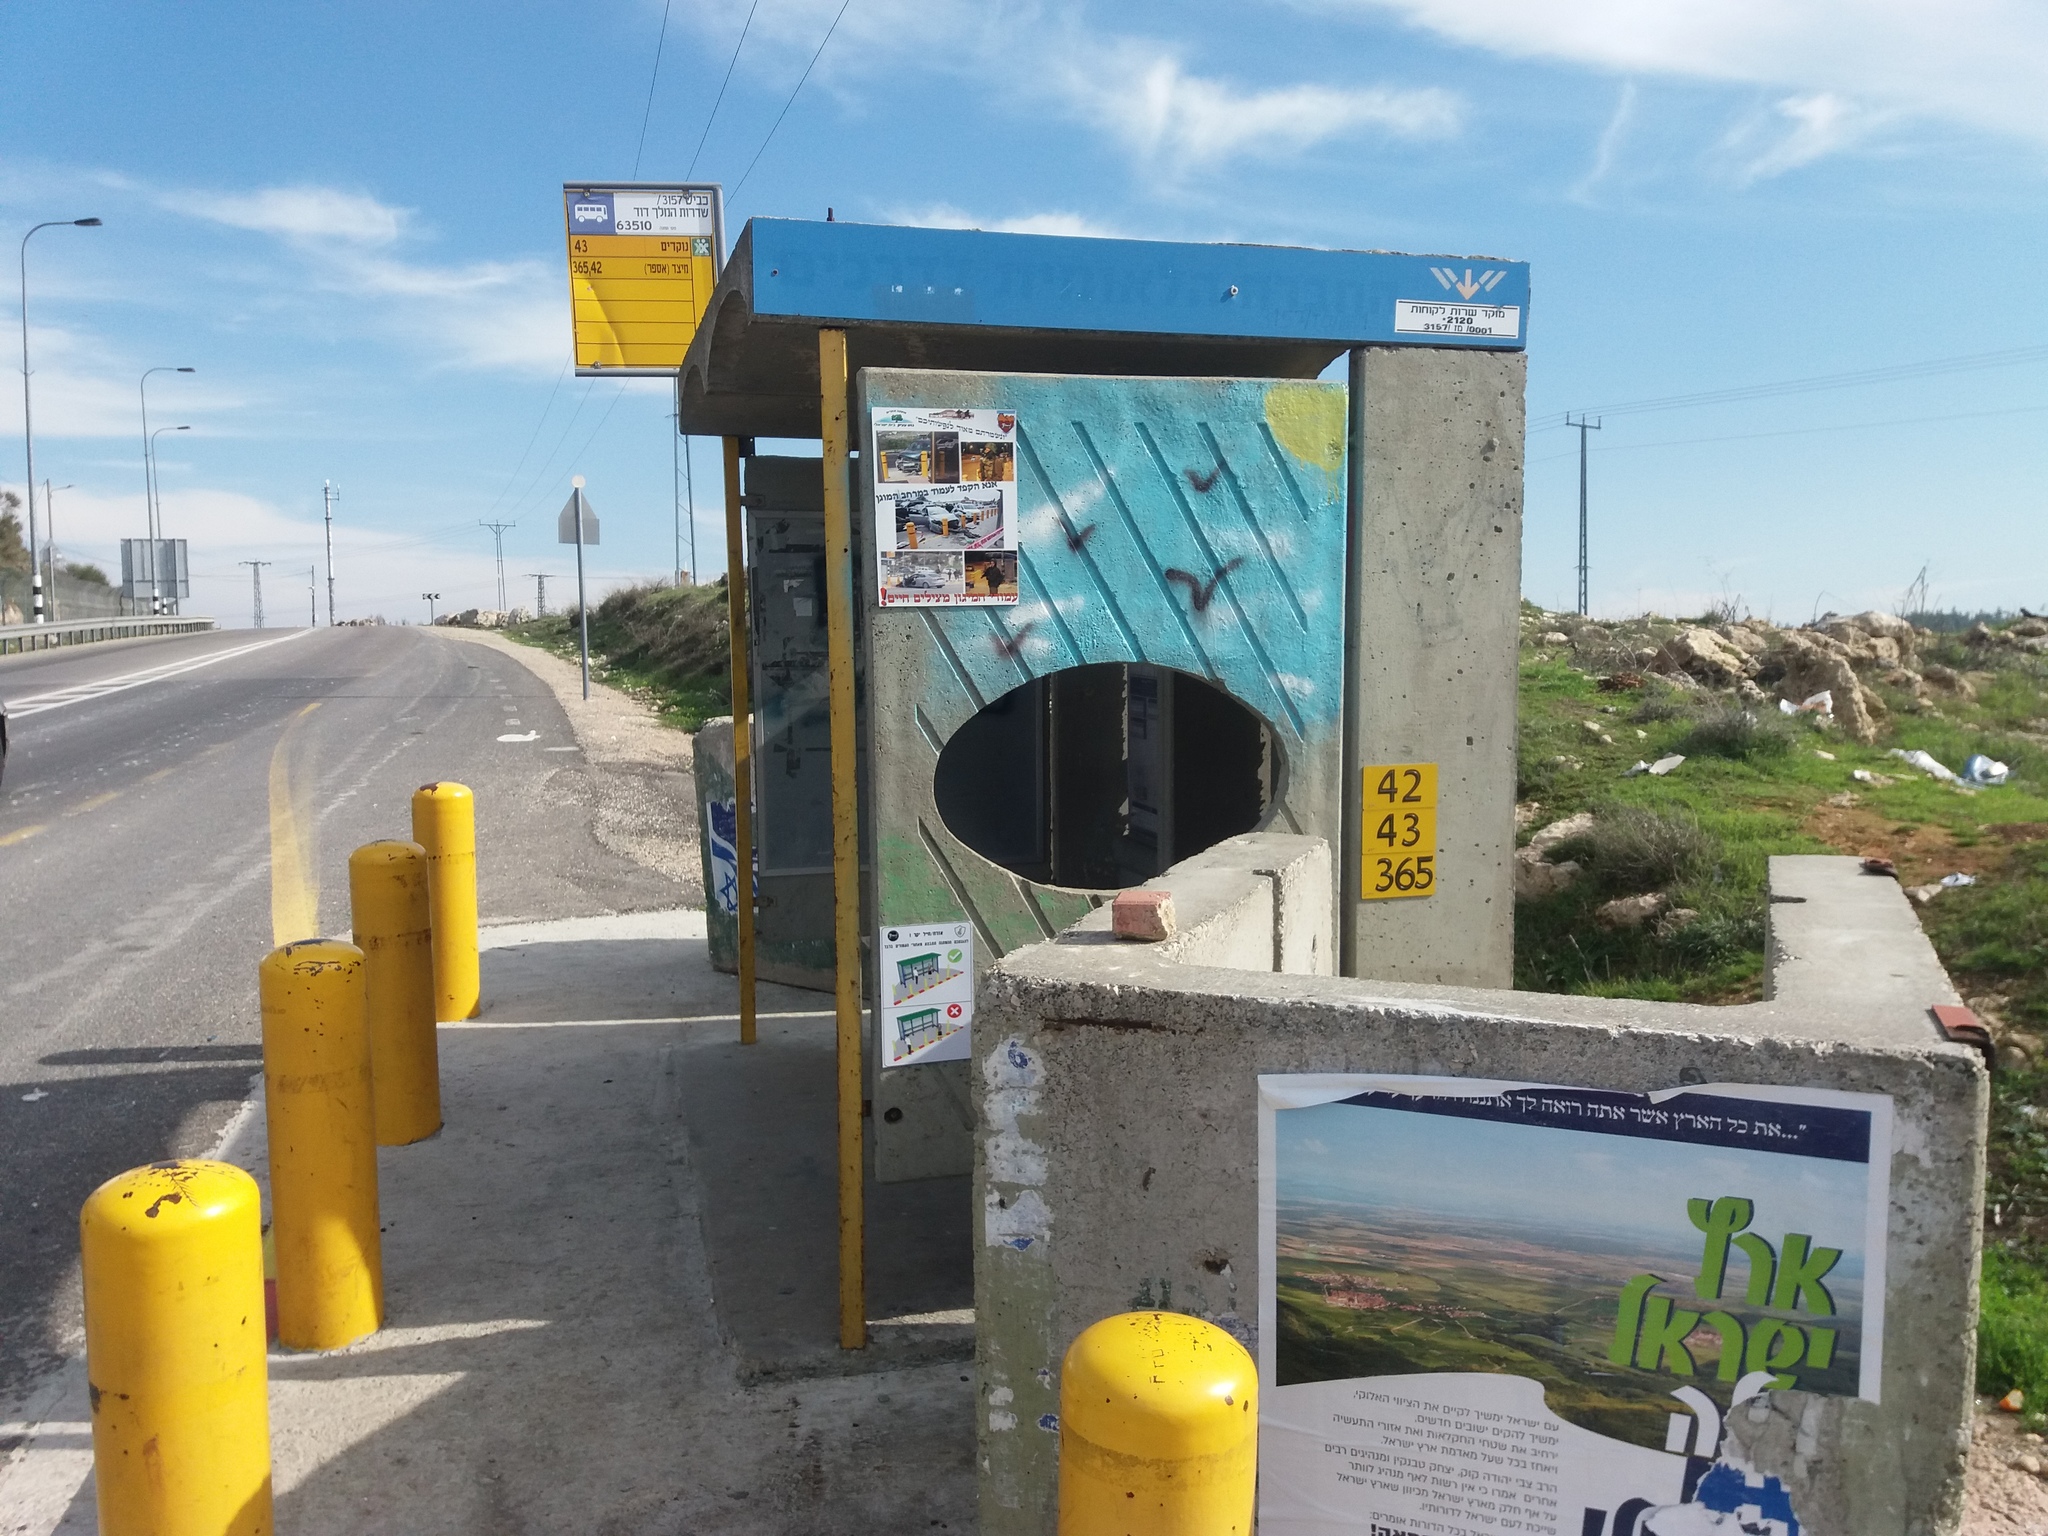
[558,478,599,700]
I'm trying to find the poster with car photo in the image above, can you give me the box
[872,407,1018,607]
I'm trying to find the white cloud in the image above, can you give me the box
[139,177,567,377]
[1570,81,1637,203]
[1055,46,1461,165]
[672,0,1460,170]
[1723,93,1886,183]
[0,324,238,440]
[158,184,407,245]
[1338,0,2048,155]
[885,204,1132,239]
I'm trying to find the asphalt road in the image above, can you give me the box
[0,624,682,1402]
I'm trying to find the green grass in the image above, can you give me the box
[1515,620,2048,1395]
[502,578,731,731]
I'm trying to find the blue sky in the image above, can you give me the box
[3,1,2045,626]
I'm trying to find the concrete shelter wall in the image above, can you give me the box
[974,840,1983,1536]
[1345,345,1525,986]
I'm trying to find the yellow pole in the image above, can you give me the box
[1058,1312,1258,1534]
[411,781,480,1021]
[819,327,865,1350]
[260,938,383,1350]
[81,1160,272,1535]
[349,839,442,1145]
[722,435,758,1048]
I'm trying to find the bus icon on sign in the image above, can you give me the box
[572,201,609,224]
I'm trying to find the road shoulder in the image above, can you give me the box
[428,625,702,900]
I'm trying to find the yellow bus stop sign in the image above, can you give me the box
[563,184,724,375]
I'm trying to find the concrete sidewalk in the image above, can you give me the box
[1,911,974,1534]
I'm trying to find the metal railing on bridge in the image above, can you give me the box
[0,615,216,655]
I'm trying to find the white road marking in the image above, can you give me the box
[3,629,313,718]
[497,731,540,742]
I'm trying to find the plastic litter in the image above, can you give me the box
[1814,750,1836,760]
[1941,872,1978,888]
[1622,754,1686,778]
[1779,690,1833,718]
[1851,769,1897,786]
[1888,748,1959,783]
[1962,753,2011,786]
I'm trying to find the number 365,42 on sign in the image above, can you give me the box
[1362,762,1437,900]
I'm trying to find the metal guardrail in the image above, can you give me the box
[0,615,215,655]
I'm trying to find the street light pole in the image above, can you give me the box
[140,365,195,615]
[19,216,102,623]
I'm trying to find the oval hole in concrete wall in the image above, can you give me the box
[933,663,1278,888]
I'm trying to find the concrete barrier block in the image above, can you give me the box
[975,839,1984,1536]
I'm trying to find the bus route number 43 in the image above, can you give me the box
[1362,762,1437,900]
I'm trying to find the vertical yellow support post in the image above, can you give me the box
[261,938,383,1350]
[349,839,442,1145]
[721,435,758,1048]
[411,781,479,1022]
[81,1160,272,1536]
[1058,1312,1259,1535]
[819,326,865,1351]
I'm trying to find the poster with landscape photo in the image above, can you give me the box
[1257,1074,1891,1536]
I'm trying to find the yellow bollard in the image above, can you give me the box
[81,1159,273,1535]
[411,781,479,1022]
[261,939,383,1349]
[1058,1311,1258,1535]
[349,839,442,1145]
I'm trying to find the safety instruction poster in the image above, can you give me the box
[871,407,1019,607]
[878,923,973,1066]
[1258,1074,1892,1536]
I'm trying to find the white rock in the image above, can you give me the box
[1526,811,1595,856]
[1595,892,1670,929]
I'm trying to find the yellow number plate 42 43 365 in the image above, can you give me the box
[1362,762,1437,900]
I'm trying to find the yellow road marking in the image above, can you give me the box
[66,791,121,816]
[0,824,47,848]
[269,702,324,946]
[142,767,175,783]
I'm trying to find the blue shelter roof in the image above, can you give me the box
[677,219,1528,438]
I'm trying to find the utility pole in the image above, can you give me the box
[671,410,682,586]
[42,481,71,621]
[684,434,697,584]
[422,591,441,625]
[308,565,317,628]
[1566,413,1602,617]
[480,519,516,611]
[526,572,550,616]
[240,559,271,629]
[322,480,337,625]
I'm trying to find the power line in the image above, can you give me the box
[731,0,855,200]
[632,0,674,179]
[688,0,762,179]
[481,356,572,523]
[1530,342,2048,432]
[1527,398,2048,467]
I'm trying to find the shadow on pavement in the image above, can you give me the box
[0,1061,258,1396]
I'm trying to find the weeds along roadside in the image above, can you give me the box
[503,578,732,731]
[1515,607,2048,1419]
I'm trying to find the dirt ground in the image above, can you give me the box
[1967,1399,2048,1533]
